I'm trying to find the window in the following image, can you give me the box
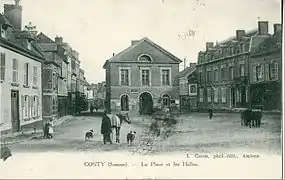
[270,63,278,80]
[12,59,18,82]
[52,72,58,90]
[199,88,203,102]
[141,69,150,86]
[256,66,262,81]
[1,27,6,38]
[162,94,170,106]
[0,53,5,81]
[207,71,211,82]
[121,95,129,111]
[207,88,212,102]
[236,89,241,103]
[23,95,29,119]
[24,63,29,86]
[138,54,152,62]
[214,69,218,82]
[161,69,170,86]
[221,68,226,80]
[240,64,245,76]
[52,97,57,112]
[221,88,227,103]
[120,69,129,86]
[214,88,219,103]
[190,84,197,93]
[229,67,234,80]
[33,66,38,86]
[265,64,269,81]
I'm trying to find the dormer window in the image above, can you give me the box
[0,26,6,38]
[27,41,32,50]
[138,54,152,62]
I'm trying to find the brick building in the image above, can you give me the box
[103,37,182,115]
[178,63,197,112]
[249,23,282,110]
[0,4,44,132]
[197,21,274,112]
[37,33,69,120]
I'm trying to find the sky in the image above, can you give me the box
[0,0,281,84]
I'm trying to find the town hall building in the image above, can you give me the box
[103,37,182,115]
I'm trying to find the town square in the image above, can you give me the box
[0,0,282,162]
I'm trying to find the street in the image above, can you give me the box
[8,115,151,153]
[6,112,281,155]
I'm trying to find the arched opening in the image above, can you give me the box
[162,94,170,107]
[139,92,153,115]
[120,95,129,111]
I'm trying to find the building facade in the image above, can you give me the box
[197,21,273,112]
[103,37,182,115]
[0,8,44,132]
[249,24,282,110]
[178,63,197,112]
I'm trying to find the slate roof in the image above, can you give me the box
[177,66,196,78]
[251,31,282,55]
[103,37,183,68]
[0,13,44,61]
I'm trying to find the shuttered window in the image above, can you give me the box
[12,59,18,82]
[0,53,5,81]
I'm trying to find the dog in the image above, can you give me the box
[85,130,94,142]
[127,131,136,145]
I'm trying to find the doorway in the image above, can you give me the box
[11,90,20,132]
[139,92,153,115]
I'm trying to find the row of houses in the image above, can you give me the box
[84,81,106,111]
[103,20,282,115]
[0,1,89,133]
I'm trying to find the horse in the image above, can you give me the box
[241,109,262,128]
[109,113,131,143]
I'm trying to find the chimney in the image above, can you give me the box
[55,36,63,44]
[4,0,22,31]
[273,23,282,34]
[236,30,246,41]
[189,63,197,68]
[258,21,269,35]
[131,40,139,46]
[206,42,214,50]
[112,53,115,57]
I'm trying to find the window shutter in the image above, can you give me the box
[275,63,278,81]
[21,95,24,119]
[265,64,269,81]
[252,65,257,82]
[261,64,264,81]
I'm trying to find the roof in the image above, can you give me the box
[178,66,196,78]
[103,37,183,68]
[0,14,44,61]
[37,32,54,43]
[251,30,282,55]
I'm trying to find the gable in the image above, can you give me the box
[37,32,54,43]
[108,38,182,64]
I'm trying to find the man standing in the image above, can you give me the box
[101,112,112,144]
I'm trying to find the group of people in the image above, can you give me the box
[43,119,54,139]
[100,111,131,144]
